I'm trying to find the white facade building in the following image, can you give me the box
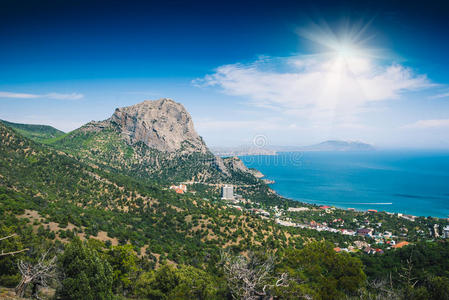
[287,207,310,212]
[222,184,234,200]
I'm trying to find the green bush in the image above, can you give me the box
[276,241,366,299]
[56,238,113,300]
[135,264,223,299]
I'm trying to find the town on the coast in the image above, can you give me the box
[170,182,449,255]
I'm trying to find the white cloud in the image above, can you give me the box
[0,91,84,100]
[402,119,449,129]
[45,93,84,100]
[196,55,432,123]
[0,91,40,99]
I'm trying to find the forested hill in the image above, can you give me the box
[0,120,300,268]
[0,119,65,143]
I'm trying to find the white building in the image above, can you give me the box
[222,184,234,200]
[443,226,449,239]
[276,219,297,227]
[287,207,310,212]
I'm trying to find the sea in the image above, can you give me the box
[240,151,449,218]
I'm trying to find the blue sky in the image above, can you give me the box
[1,0,449,148]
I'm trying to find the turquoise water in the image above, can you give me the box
[240,151,449,218]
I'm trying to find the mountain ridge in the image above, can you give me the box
[299,140,375,151]
[0,119,65,143]
[45,98,259,184]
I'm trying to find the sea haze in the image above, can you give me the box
[240,151,449,218]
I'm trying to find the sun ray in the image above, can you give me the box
[297,18,388,63]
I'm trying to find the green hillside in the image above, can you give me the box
[0,121,298,258]
[47,121,261,186]
[1,121,449,299]
[0,119,65,143]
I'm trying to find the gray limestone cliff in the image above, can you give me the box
[110,98,208,153]
[83,98,208,153]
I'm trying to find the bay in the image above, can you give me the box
[240,151,449,218]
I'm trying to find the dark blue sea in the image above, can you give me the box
[240,151,449,218]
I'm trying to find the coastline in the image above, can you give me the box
[266,182,446,220]
[239,151,449,219]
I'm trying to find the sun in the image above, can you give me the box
[297,19,383,62]
[331,42,360,60]
[319,36,368,61]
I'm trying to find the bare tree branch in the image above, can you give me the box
[219,251,289,300]
[0,233,17,241]
[362,279,401,300]
[0,248,29,257]
[0,234,28,257]
[15,250,57,299]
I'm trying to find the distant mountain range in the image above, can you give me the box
[211,140,375,156]
[289,140,375,152]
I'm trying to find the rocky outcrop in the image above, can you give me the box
[213,156,231,177]
[249,169,264,178]
[107,98,208,153]
[215,156,266,178]
[79,120,110,133]
[221,156,254,174]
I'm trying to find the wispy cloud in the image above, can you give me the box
[429,92,449,99]
[45,93,84,100]
[195,55,432,124]
[402,119,449,129]
[0,91,40,99]
[196,119,285,131]
[0,91,84,100]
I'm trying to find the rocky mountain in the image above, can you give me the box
[81,98,208,153]
[49,98,257,184]
[111,98,208,153]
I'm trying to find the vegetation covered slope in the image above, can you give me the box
[0,121,300,266]
[47,121,261,186]
[0,119,64,143]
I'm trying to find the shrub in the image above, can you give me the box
[56,238,113,300]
